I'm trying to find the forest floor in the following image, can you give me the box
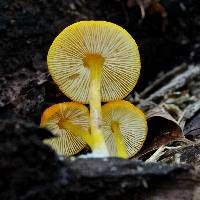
[0,0,200,199]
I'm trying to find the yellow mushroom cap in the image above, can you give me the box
[102,100,147,158]
[47,21,141,103]
[40,102,89,156]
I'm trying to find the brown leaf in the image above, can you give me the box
[135,106,184,158]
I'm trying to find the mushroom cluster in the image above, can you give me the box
[41,21,147,158]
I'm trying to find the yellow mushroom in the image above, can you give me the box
[47,21,141,156]
[102,100,147,158]
[40,102,92,156]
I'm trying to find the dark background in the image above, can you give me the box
[0,0,200,122]
[1,0,200,84]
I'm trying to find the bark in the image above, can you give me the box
[1,120,200,200]
[63,158,200,200]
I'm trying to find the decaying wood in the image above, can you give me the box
[63,158,200,200]
[136,64,200,136]
[140,64,187,99]
[145,65,200,103]
[184,110,200,140]
[1,120,200,200]
[133,64,200,166]
[179,100,200,129]
[159,142,200,166]
[1,0,200,199]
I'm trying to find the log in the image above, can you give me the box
[1,120,200,200]
[63,158,200,200]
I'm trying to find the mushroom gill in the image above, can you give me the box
[40,102,91,156]
[102,100,148,158]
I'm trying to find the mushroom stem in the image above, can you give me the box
[59,120,93,149]
[85,54,109,156]
[111,121,128,159]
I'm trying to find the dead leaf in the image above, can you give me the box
[135,106,184,158]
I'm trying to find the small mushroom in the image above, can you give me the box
[40,102,92,156]
[102,100,147,158]
[47,21,141,156]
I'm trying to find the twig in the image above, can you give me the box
[145,145,182,163]
[145,145,166,163]
[179,99,200,129]
[146,65,200,102]
[140,64,187,98]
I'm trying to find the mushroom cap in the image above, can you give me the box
[40,102,89,156]
[47,21,141,103]
[102,100,147,158]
